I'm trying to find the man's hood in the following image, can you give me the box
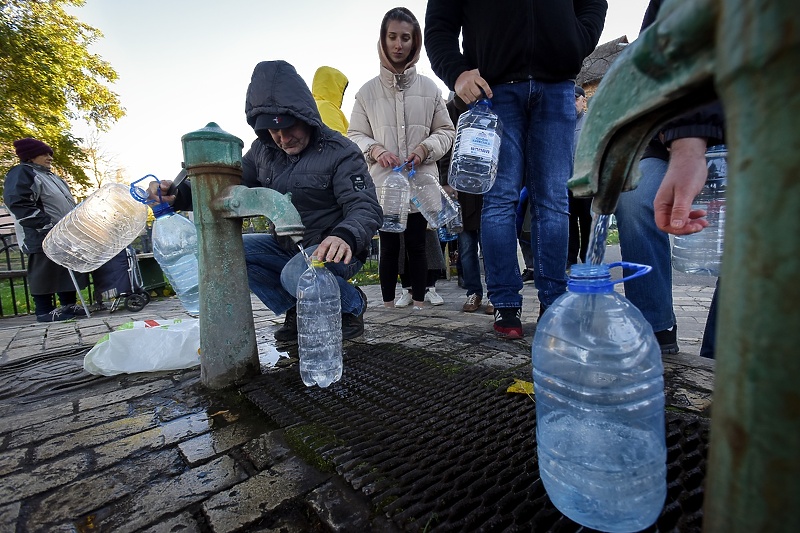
[311,66,349,109]
[245,60,323,134]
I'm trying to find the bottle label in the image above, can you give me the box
[457,128,499,163]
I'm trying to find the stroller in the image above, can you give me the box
[92,246,151,313]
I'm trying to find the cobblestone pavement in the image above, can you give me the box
[0,246,715,531]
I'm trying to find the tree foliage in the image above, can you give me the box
[0,0,124,190]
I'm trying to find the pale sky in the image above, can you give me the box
[69,0,650,184]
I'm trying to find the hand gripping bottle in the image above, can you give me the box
[378,166,411,233]
[43,182,149,272]
[532,262,666,533]
[297,258,342,388]
[672,145,727,276]
[448,97,503,194]
[131,175,200,316]
[408,165,458,228]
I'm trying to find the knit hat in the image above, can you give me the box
[13,138,53,161]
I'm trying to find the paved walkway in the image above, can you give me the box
[0,245,716,531]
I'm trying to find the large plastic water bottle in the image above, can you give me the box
[378,166,410,233]
[297,258,342,388]
[130,175,200,316]
[672,145,727,276]
[408,168,458,228]
[151,204,200,316]
[43,182,149,272]
[532,262,666,533]
[448,98,503,194]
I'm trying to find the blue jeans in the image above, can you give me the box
[482,80,573,309]
[242,233,364,316]
[615,157,676,332]
[458,229,483,297]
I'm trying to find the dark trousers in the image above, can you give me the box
[700,278,719,358]
[380,213,428,302]
[568,191,592,266]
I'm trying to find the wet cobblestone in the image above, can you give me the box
[0,251,715,531]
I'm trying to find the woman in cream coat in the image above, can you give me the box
[348,6,454,309]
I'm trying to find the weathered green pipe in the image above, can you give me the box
[180,122,301,390]
[569,0,718,213]
[707,2,800,531]
[568,1,800,530]
[214,185,304,241]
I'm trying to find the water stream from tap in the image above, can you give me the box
[580,212,613,334]
[586,213,612,265]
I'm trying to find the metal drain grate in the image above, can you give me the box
[243,343,709,532]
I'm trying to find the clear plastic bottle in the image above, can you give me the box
[408,168,458,228]
[672,145,727,276]
[532,262,666,533]
[43,182,149,272]
[437,200,462,242]
[151,203,200,316]
[448,98,503,194]
[297,258,342,388]
[378,166,410,233]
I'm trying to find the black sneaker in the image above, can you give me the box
[342,286,367,340]
[62,304,88,317]
[274,307,298,343]
[521,269,535,284]
[493,307,523,339]
[36,307,75,323]
[654,325,679,355]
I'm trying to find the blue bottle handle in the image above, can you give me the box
[130,174,161,205]
[607,261,652,285]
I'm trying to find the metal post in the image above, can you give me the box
[704,3,800,530]
[181,122,259,389]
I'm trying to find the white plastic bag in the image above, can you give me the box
[84,318,200,376]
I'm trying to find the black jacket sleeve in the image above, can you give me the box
[640,0,725,160]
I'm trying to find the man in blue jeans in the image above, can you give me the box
[426,0,608,338]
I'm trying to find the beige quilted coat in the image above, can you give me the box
[347,36,454,202]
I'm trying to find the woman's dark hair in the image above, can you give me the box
[380,7,420,62]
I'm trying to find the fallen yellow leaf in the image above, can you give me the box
[507,378,534,395]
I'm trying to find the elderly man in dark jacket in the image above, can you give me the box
[161,60,383,342]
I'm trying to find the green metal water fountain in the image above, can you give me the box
[180,122,303,390]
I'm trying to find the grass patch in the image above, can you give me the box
[352,259,380,286]
[283,423,340,473]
